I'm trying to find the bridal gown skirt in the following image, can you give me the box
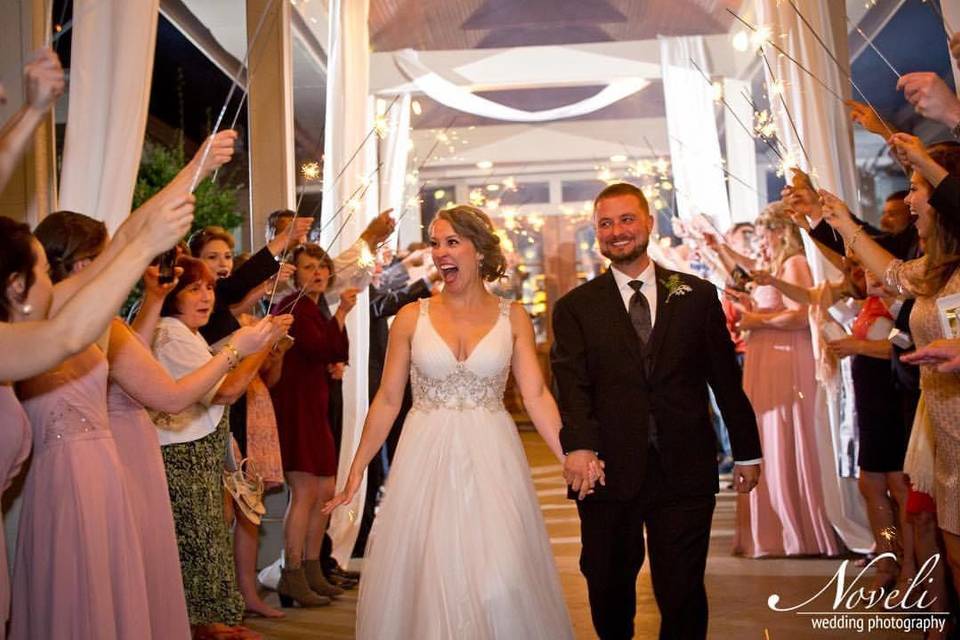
[356,405,573,640]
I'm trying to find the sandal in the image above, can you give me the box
[223,459,266,525]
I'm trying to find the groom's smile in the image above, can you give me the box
[595,193,653,266]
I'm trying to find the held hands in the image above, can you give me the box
[748,270,774,287]
[818,189,854,230]
[826,336,864,359]
[189,130,237,179]
[889,133,936,172]
[327,362,346,380]
[733,464,760,494]
[322,470,363,515]
[231,316,277,357]
[143,265,184,301]
[274,217,314,253]
[781,169,821,225]
[24,49,65,113]
[846,100,894,139]
[361,210,396,249]
[900,339,960,373]
[897,72,960,128]
[143,194,195,253]
[563,450,607,500]
[338,287,360,314]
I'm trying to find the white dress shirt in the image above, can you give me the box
[610,261,761,467]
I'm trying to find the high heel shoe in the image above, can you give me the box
[304,559,345,598]
[277,566,331,608]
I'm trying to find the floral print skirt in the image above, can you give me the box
[161,410,244,626]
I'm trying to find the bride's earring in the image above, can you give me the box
[20,303,33,316]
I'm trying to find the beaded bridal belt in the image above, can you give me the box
[410,364,508,413]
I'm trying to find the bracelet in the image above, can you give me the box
[220,342,241,370]
[847,225,865,251]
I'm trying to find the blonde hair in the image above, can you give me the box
[431,205,508,282]
[755,201,803,275]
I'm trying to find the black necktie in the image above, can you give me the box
[628,279,658,449]
[627,280,652,345]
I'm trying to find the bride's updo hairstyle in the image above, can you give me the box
[431,205,507,282]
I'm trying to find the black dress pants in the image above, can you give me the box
[576,449,716,640]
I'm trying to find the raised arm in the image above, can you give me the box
[212,316,291,405]
[509,303,565,463]
[50,131,235,315]
[0,49,64,193]
[739,255,813,332]
[108,317,274,415]
[0,197,193,381]
[820,189,899,286]
[322,302,417,513]
[750,269,814,305]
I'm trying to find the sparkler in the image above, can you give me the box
[847,18,901,79]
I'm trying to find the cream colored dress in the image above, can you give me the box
[890,257,960,533]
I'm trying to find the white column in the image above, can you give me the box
[755,0,873,553]
[58,0,159,232]
[321,0,374,566]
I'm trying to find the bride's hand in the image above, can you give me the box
[322,471,362,515]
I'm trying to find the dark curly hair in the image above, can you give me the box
[431,205,507,282]
[33,211,107,283]
[0,217,38,322]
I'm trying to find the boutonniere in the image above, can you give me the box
[660,274,693,304]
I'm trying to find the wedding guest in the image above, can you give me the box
[730,202,840,557]
[9,194,197,639]
[823,262,912,589]
[151,256,287,639]
[270,244,357,607]
[820,141,960,599]
[0,196,192,639]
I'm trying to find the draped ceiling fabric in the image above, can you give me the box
[393,49,649,122]
[379,94,417,244]
[58,0,159,232]
[756,0,873,553]
[659,36,732,230]
[321,0,376,567]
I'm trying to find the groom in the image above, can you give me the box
[551,183,762,640]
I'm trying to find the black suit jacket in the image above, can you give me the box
[809,216,918,262]
[550,265,761,500]
[368,277,432,401]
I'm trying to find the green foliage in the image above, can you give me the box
[132,139,243,234]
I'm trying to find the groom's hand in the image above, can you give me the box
[564,450,603,500]
[733,463,760,494]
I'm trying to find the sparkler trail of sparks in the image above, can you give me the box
[758,48,815,177]
[726,9,844,103]
[690,59,784,161]
[847,18,901,78]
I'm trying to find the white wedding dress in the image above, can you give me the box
[356,297,574,640]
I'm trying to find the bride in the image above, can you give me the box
[324,204,577,639]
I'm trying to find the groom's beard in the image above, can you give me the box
[600,238,649,265]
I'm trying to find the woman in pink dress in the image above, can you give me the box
[731,203,840,557]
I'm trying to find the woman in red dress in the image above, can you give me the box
[271,243,358,607]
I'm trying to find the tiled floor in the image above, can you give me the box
[246,431,924,639]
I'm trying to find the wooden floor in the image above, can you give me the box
[246,432,924,639]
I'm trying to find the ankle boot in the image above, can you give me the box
[304,559,345,598]
[277,566,331,608]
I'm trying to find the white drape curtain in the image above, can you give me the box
[755,0,873,553]
[322,0,376,566]
[58,0,159,232]
[659,36,732,230]
[393,49,648,123]
[379,94,418,244]
[722,78,760,223]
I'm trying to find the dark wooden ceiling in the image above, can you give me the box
[370,0,744,52]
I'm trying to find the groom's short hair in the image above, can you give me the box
[593,182,649,213]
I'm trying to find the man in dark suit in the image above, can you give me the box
[551,182,762,640]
